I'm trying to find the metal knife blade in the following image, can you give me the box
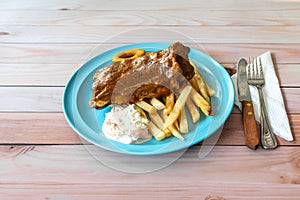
[237,58,251,101]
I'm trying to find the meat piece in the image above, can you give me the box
[89,42,195,109]
[169,42,194,80]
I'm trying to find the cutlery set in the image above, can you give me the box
[237,57,278,150]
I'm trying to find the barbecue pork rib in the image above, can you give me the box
[89,42,195,109]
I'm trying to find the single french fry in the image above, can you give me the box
[169,125,184,140]
[148,121,165,141]
[179,107,189,133]
[135,101,156,113]
[191,89,211,116]
[163,85,192,129]
[149,111,164,128]
[149,111,164,130]
[150,98,165,110]
[186,98,200,123]
[164,93,174,115]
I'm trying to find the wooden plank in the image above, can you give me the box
[202,43,300,64]
[1,0,300,11]
[0,43,95,64]
[1,10,300,26]
[2,25,300,43]
[0,64,78,86]
[0,87,298,113]
[275,64,300,87]
[1,43,300,64]
[0,113,299,145]
[283,88,300,114]
[0,113,82,144]
[0,145,299,199]
[0,183,299,199]
[0,87,64,112]
[1,63,298,87]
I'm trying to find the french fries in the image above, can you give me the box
[173,120,179,130]
[149,111,164,130]
[150,97,165,110]
[134,59,215,142]
[160,109,184,140]
[149,111,171,136]
[186,98,200,123]
[189,59,216,101]
[189,76,200,92]
[189,59,210,102]
[163,85,192,129]
[148,121,165,141]
[164,93,174,115]
[135,100,171,137]
[194,74,210,102]
[191,89,211,116]
[169,126,184,140]
[179,107,188,133]
[135,100,156,113]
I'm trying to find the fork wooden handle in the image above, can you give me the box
[242,101,259,150]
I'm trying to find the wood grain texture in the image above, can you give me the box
[0,43,94,64]
[241,101,259,150]
[0,87,297,113]
[1,10,300,26]
[0,113,82,144]
[1,25,300,43]
[0,64,78,86]
[0,87,64,112]
[0,113,299,145]
[0,184,299,200]
[1,0,300,11]
[2,43,300,64]
[0,145,299,199]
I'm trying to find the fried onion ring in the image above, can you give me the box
[112,48,145,62]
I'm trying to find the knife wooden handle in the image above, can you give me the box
[242,101,259,150]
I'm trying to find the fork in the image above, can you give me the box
[247,57,278,149]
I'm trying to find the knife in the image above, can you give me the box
[237,58,259,150]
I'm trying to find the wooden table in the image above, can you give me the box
[1,0,300,199]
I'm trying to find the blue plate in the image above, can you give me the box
[63,42,235,155]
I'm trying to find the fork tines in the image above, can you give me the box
[247,57,264,81]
